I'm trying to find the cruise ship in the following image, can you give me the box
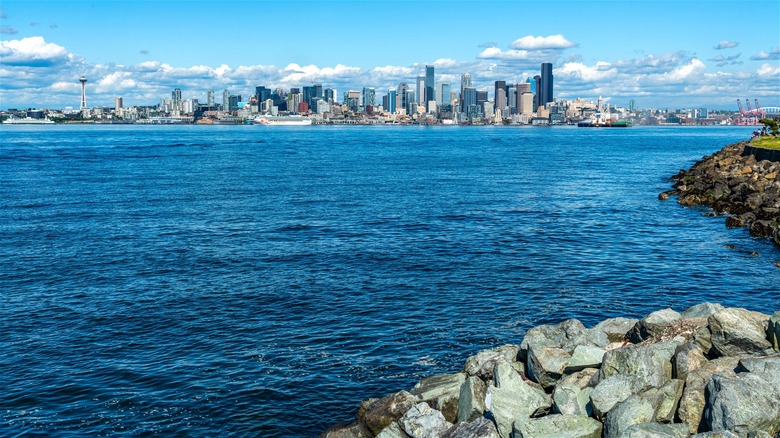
[253,115,312,126]
[3,116,55,124]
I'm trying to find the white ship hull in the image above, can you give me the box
[253,116,312,126]
[3,117,55,124]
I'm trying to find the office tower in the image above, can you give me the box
[324,88,335,104]
[515,82,530,110]
[362,87,376,108]
[387,89,397,114]
[533,75,541,110]
[476,90,488,107]
[222,89,230,111]
[461,87,477,109]
[114,96,123,110]
[406,90,415,114]
[79,76,87,109]
[424,65,434,103]
[207,89,215,107]
[397,83,408,114]
[539,63,554,108]
[436,83,451,106]
[255,86,271,103]
[519,92,534,116]
[460,73,472,101]
[228,95,241,112]
[172,88,182,111]
[494,80,507,113]
[303,86,315,107]
[313,84,323,101]
[416,76,425,105]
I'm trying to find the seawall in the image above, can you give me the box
[660,141,780,248]
[323,303,780,437]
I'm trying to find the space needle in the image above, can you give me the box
[79,76,87,110]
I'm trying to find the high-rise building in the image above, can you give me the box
[533,75,541,110]
[397,83,409,114]
[172,88,182,111]
[114,96,123,110]
[207,89,215,107]
[228,95,241,112]
[539,63,554,108]
[387,89,397,114]
[476,90,488,107]
[324,88,335,104]
[494,80,507,113]
[362,87,376,108]
[416,76,425,105]
[461,87,477,111]
[255,86,271,103]
[436,83,451,106]
[424,65,434,103]
[222,89,230,111]
[519,92,534,116]
[460,73,472,102]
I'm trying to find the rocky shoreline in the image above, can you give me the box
[323,303,780,438]
[660,140,780,248]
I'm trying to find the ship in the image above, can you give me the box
[577,96,631,127]
[253,115,312,126]
[3,116,55,124]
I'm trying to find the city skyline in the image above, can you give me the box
[1,0,778,110]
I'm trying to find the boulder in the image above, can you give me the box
[768,311,780,351]
[565,345,606,373]
[622,422,690,438]
[462,345,519,380]
[708,308,773,357]
[642,317,709,344]
[399,402,452,438]
[357,390,417,435]
[442,417,498,438]
[557,368,599,390]
[410,373,466,423]
[627,308,682,343]
[678,357,740,435]
[673,342,709,381]
[375,422,411,438]
[456,376,486,423]
[704,372,780,436]
[681,303,725,318]
[486,362,551,438]
[591,317,638,343]
[639,379,684,423]
[736,356,780,387]
[589,374,644,420]
[519,319,588,361]
[691,430,741,437]
[512,414,602,438]
[552,383,592,416]
[526,346,571,390]
[603,395,655,438]
[598,342,678,389]
[321,421,374,438]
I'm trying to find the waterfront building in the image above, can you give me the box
[539,63,554,108]
[424,65,434,104]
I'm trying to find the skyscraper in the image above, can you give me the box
[416,76,425,105]
[362,87,376,108]
[172,88,182,111]
[533,75,541,110]
[222,89,230,111]
[386,89,397,114]
[255,86,271,103]
[494,80,507,113]
[460,73,472,103]
[397,83,409,114]
[539,63,554,108]
[207,89,215,107]
[436,83,451,106]
[424,65,434,104]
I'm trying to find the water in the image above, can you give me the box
[1,125,777,436]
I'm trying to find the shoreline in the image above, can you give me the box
[323,303,780,437]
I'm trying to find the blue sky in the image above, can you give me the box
[1,0,778,110]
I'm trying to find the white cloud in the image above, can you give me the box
[662,58,707,82]
[714,40,739,50]
[477,47,532,60]
[557,61,617,82]
[0,36,78,66]
[96,71,137,93]
[750,47,780,60]
[757,63,780,77]
[510,34,575,50]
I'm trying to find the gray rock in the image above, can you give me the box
[603,395,655,438]
[592,317,638,343]
[622,422,690,438]
[704,372,780,436]
[565,345,606,373]
[526,346,571,390]
[486,362,552,438]
[709,308,774,357]
[322,421,374,438]
[558,368,599,390]
[512,414,602,438]
[769,311,780,351]
[682,302,726,318]
[552,382,592,416]
[693,325,713,353]
[627,308,682,343]
[736,356,780,388]
[691,432,740,438]
[678,357,740,435]
[442,417,498,438]
[673,342,709,381]
[357,390,417,435]
[519,319,589,362]
[411,373,466,423]
[598,342,677,389]
[639,379,684,423]
[462,345,519,380]
[399,402,452,438]
[589,374,644,420]
[456,376,486,423]
[375,422,411,438]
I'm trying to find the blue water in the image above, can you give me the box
[1,125,778,436]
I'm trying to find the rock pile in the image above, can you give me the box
[322,303,780,438]
[660,141,780,247]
